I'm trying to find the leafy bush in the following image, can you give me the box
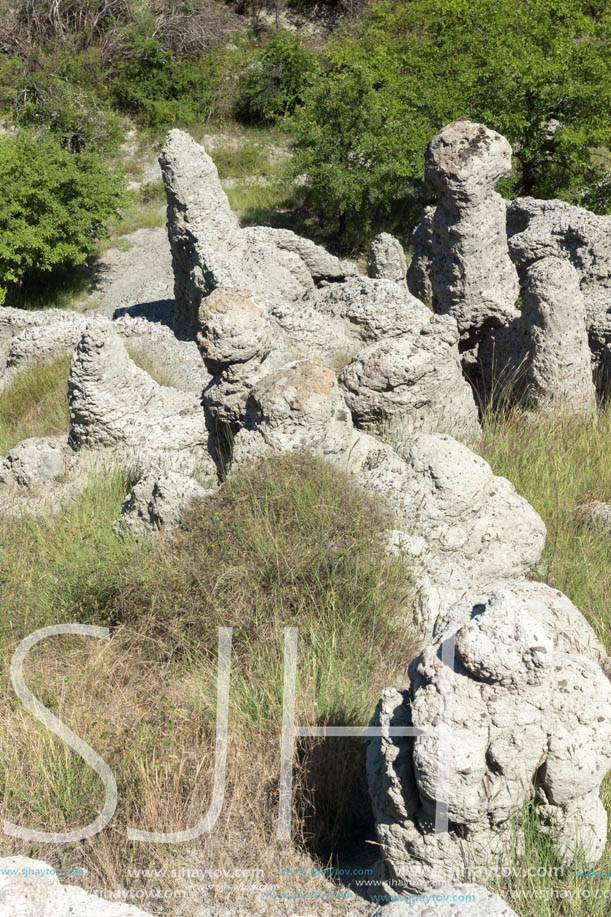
[0,130,126,302]
[236,31,318,123]
[109,26,225,130]
[0,50,124,152]
[291,0,611,246]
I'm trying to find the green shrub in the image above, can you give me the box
[236,31,318,123]
[109,27,225,130]
[0,130,126,302]
[292,0,611,247]
[0,50,124,152]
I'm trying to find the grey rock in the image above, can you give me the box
[231,365,545,635]
[339,314,481,447]
[367,233,407,285]
[68,326,216,482]
[244,225,356,283]
[114,471,212,537]
[159,130,311,340]
[367,597,611,894]
[369,884,518,916]
[575,500,611,535]
[0,307,209,395]
[507,196,611,300]
[0,855,67,916]
[425,120,520,351]
[0,436,74,488]
[0,856,154,916]
[406,205,435,303]
[507,196,611,391]
[520,256,596,412]
[313,276,433,343]
[197,288,272,374]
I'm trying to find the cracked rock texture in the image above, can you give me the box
[425,120,520,351]
[367,592,611,895]
[338,314,480,446]
[575,500,611,536]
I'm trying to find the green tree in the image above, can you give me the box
[292,0,611,246]
[0,130,126,303]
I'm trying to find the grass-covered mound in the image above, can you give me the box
[0,454,414,907]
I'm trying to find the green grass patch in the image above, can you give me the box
[480,405,610,651]
[0,357,71,455]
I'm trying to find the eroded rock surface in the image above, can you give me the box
[367,233,407,285]
[367,594,611,895]
[114,471,212,537]
[425,120,520,351]
[338,314,480,446]
[68,326,216,481]
[0,307,208,394]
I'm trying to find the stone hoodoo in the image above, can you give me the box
[159,129,354,340]
[424,119,520,353]
[368,586,611,895]
[508,196,611,397]
[406,205,434,303]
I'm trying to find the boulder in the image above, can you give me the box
[114,471,212,537]
[369,885,518,916]
[367,233,407,285]
[68,326,216,482]
[367,597,611,894]
[0,436,74,488]
[339,314,481,447]
[313,277,433,343]
[575,500,611,536]
[425,120,520,351]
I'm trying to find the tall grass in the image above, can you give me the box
[0,454,414,911]
[0,356,71,454]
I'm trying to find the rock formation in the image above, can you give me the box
[68,326,217,482]
[368,588,611,894]
[424,120,520,352]
[0,307,209,394]
[159,129,355,340]
[367,232,407,284]
[114,471,212,537]
[508,196,611,397]
[230,361,545,640]
[338,314,481,446]
[406,205,434,303]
